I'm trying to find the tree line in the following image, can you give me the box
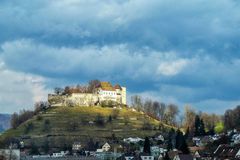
[11,101,48,129]
[54,79,101,95]
[131,95,222,134]
[224,105,240,131]
[131,95,179,126]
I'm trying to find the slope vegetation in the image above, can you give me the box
[1,106,173,148]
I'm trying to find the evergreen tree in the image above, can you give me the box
[175,130,190,154]
[167,129,175,151]
[184,127,190,139]
[194,115,201,136]
[175,129,184,150]
[87,138,96,151]
[143,137,151,154]
[179,137,190,154]
[108,115,112,123]
[29,141,39,155]
[199,119,206,136]
[208,126,215,136]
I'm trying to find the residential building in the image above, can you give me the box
[213,144,240,160]
[72,142,82,152]
[102,143,111,152]
[173,154,193,160]
[140,153,154,160]
[0,149,20,160]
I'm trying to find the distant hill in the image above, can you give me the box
[0,114,11,133]
[0,106,173,149]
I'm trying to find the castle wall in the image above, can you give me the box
[48,84,127,106]
[68,93,98,106]
[121,87,127,105]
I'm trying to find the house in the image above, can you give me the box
[192,136,212,147]
[116,153,136,160]
[173,154,193,160]
[189,146,209,160]
[0,149,20,160]
[158,153,164,160]
[192,137,201,146]
[211,134,220,141]
[150,146,166,158]
[155,135,165,142]
[213,144,240,160]
[98,142,110,152]
[52,151,68,157]
[123,137,144,143]
[236,149,240,158]
[193,151,200,159]
[125,156,135,160]
[193,151,209,160]
[72,142,82,152]
[167,150,181,160]
[139,153,154,160]
[123,153,136,160]
[96,151,122,160]
[232,133,240,144]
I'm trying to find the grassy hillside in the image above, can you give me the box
[0,106,173,149]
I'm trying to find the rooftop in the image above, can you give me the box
[99,82,116,91]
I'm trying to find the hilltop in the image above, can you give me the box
[0,105,173,149]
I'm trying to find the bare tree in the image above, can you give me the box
[64,86,71,95]
[88,79,101,93]
[131,95,143,111]
[183,106,196,133]
[34,101,48,114]
[165,104,179,126]
[54,87,64,95]
[152,101,160,117]
[10,113,19,129]
[159,103,166,121]
[144,99,153,114]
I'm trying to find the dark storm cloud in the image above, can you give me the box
[0,0,240,113]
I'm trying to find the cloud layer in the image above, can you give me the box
[0,0,240,113]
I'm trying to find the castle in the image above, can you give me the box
[48,82,127,107]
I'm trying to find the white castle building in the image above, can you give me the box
[48,82,127,106]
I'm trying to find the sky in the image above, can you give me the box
[0,0,240,114]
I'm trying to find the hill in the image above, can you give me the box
[0,106,173,149]
[0,114,11,133]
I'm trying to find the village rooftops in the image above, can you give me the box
[213,144,240,159]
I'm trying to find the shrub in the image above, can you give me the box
[42,119,51,132]
[29,141,39,155]
[101,100,116,108]
[142,121,152,130]
[215,122,224,133]
[36,115,42,121]
[112,109,120,119]
[11,110,34,129]
[108,115,112,123]
[68,121,78,131]
[24,122,34,134]
[81,118,88,125]
[124,116,129,125]
[95,114,105,126]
